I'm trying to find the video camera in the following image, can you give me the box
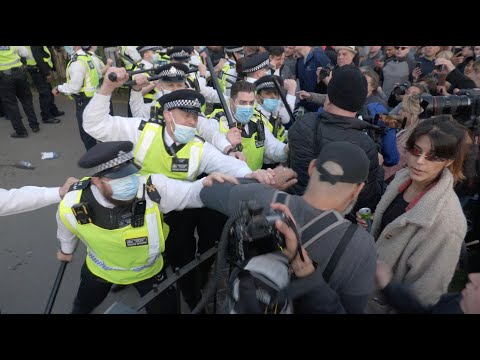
[229,200,290,263]
[319,64,335,80]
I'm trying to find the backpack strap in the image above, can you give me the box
[323,223,357,283]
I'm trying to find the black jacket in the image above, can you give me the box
[287,111,384,213]
[31,46,55,76]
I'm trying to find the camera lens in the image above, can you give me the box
[420,94,471,118]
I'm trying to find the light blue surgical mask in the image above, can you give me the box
[262,98,279,113]
[64,46,74,55]
[234,105,254,124]
[170,113,196,144]
[152,53,160,64]
[103,174,139,201]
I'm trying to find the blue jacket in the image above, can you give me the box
[362,94,400,167]
[296,48,331,112]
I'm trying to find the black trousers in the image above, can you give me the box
[72,261,177,314]
[164,208,227,310]
[0,69,38,133]
[74,96,97,150]
[27,66,59,121]
[0,96,6,117]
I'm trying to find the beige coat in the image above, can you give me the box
[371,168,467,306]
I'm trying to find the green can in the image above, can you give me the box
[359,208,372,221]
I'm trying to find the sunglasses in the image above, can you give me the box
[405,146,447,162]
[395,46,408,50]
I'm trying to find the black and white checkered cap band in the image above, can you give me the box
[159,66,186,78]
[170,50,191,59]
[256,81,275,91]
[225,47,243,53]
[164,98,202,111]
[243,59,270,73]
[91,151,134,175]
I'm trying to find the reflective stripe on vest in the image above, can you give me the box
[43,46,53,68]
[0,46,22,71]
[134,122,204,181]
[66,54,99,98]
[260,111,287,143]
[120,46,136,70]
[58,175,167,284]
[24,46,37,66]
[208,108,265,171]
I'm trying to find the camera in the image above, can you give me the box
[419,89,480,126]
[392,83,410,97]
[319,64,335,80]
[230,200,288,262]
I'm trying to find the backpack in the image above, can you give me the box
[223,192,357,314]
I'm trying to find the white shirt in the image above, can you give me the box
[196,76,221,104]
[56,176,205,254]
[123,46,141,63]
[0,186,60,216]
[57,49,87,95]
[88,52,105,79]
[17,46,29,58]
[129,90,231,152]
[82,93,253,177]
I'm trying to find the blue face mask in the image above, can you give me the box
[262,98,279,113]
[64,46,74,55]
[152,53,160,64]
[104,174,139,201]
[170,113,196,144]
[234,105,254,124]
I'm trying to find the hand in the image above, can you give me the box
[52,86,60,96]
[322,69,333,85]
[198,63,207,77]
[435,58,455,74]
[213,58,227,74]
[460,278,480,314]
[202,172,239,187]
[355,211,370,229]
[131,74,151,92]
[100,67,130,95]
[375,260,393,290]
[412,67,422,82]
[106,58,114,67]
[271,166,298,191]
[246,168,276,186]
[271,202,315,277]
[378,152,384,166]
[450,53,464,66]
[229,151,246,162]
[283,79,297,95]
[226,127,242,147]
[59,177,80,199]
[297,90,312,100]
[46,72,53,83]
[56,250,73,263]
[374,59,384,70]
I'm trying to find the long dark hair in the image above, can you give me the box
[406,115,467,183]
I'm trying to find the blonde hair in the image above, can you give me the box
[436,50,454,60]
[398,94,424,148]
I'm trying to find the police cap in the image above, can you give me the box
[136,46,160,53]
[224,46,244,53]
[157,63,189,82]
[167,46,194,61]
[254,74,284,94]
[78,141,140,179]
[158,89,205,115]
[241,52,270,73]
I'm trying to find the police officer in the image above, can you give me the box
[118,46,141,71]
[207,80,289,171]
[132,46,161,104]
[24,46,64,124]
[52,46,99,150]
[0,46,40,137]
[56,140,238,314]
[219,46,243,96]
[129,63,244,160]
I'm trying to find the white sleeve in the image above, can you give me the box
[56,209,79,254]
[149,174,205,213]
[130,89,152,118]
[197,76,220,103]
[0,187,61,216]
[17,46,29,58]
[57,61,86,95]
[277,94,296,125]
[264,125,288,163]
[198,142,252,177]
[82,93,143,143]
[197,117,230,153]
[125,46,141,62]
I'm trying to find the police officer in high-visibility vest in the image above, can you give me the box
[219,46,244,97]
[242,54,297,132]
[0,46,40,137]
[52,46,99,150]
[208,80,289,171]
[129,63,245,160]
[24,46,64,124]
[56,140,238,314]
[131,46,162,104]
[118,46,141,116]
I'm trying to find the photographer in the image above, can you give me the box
[201,141,377,313]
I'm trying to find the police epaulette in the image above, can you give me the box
[145,176,161,204]
[194,135,205,142]
[71,54,78,62]
[212,111,225,121]
[68,179,91,192]
[138,120,147,131]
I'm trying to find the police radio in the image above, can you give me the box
[131,184,146,228]
[72,202,92,225]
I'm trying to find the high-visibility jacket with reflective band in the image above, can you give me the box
[259,110,287,143]
[134,122,204,180]
[43,46,53,68]
[132,63,159,104]
[0,46,22,71]
[218,60,235,93]
[24,46,37,66]
[208,108,265,171]
[25,46,54,68]
[66,53,99,99]
[58,176,168,284]
[120,46,138,70]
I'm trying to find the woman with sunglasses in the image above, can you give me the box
[358,116,469,313]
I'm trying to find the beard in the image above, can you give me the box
[341,198,358,217]
[104,193,134,208]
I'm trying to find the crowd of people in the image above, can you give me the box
[1,45,480,314]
